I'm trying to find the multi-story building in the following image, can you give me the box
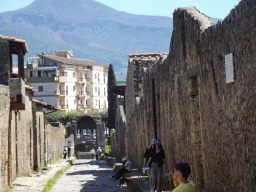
[25,50,108,111]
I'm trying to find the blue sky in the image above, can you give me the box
[0,0,241,19]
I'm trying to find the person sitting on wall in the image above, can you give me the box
[165,162,195,192]
[109,157,132,180]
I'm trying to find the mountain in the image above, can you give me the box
[0,0,219,80]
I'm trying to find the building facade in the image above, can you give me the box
[25,50,108,111]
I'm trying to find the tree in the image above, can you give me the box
[107,64,118,129]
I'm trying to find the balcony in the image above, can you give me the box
[26,76,67,83]
[76,91,85,97]
[76,77,91,84]
[60,105,68,110]
[54,90,68,96]
[77,104,85,109]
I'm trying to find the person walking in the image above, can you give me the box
[67,142,71,158]
[147,139,167,192]
[165,163,195,192]
[143,139,156,191]
[63,145,68,159]
[96,147,102,160]
[90,147,95,159]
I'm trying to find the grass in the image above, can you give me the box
[126,179,144,192]
[48,156,63,165]
[42,159,74,192]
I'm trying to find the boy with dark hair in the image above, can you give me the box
[166,163,195,192]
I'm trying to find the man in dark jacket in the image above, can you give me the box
[147,139,167,192]
[143,139,156,191]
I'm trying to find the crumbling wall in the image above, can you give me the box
[46,121,66,162]
[118,0,256,191]
[0,39,10,190]
[0,85,10,190]
[111,105,127,160]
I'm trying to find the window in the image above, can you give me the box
[38,71,41,77]
[95,87,97,92]
[59,100,61,105]
[38,86,43,92]
[98,87,100,96]
[73,72,75,78]
[104,88,106,96]
[95,100,97,105]
[98,74,100,83]
[73,86,76,92]
[99,100,100,109]
[74,100,76,105]
[30,71,33,77]
[104,100,106,108]
[104,75,105,83]
[95,74,97,79]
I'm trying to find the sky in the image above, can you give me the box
[0,0,241,19]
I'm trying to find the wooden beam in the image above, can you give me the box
[18,47,24,79]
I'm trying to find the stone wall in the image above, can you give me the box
[0,38,69,189]
[111,105,127,160]
[0,85,10,190]
[46,121,66,162]
[113,0,256,191]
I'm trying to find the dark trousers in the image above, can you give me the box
[113,168,129,180]
[64,153,67,159]
[68,150,71,158]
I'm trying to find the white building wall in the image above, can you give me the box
[64,96,77,110]
[32,96,59,106]
[32,82,58,96]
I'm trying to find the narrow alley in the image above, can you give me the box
[49,159,130,192]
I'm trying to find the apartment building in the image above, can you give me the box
[25,50,108,111]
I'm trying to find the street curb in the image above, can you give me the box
[11,157,75,192]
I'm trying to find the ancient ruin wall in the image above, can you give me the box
[120,0,256,191]
[0,40,10,190]
[111,105,127,160]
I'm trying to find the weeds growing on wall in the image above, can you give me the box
[105,138,111,155]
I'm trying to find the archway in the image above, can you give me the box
[76,115,97,154]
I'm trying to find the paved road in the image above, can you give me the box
[50,159,130,192]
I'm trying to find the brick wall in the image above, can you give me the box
[113,0,256,191]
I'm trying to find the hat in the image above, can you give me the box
[151,139,157,145]
[122,157,127,161]
[156,139,161,145]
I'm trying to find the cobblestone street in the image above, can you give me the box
[50,159,130,192]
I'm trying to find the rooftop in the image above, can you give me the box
[39,54,109,69]
[0,35,28,53]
